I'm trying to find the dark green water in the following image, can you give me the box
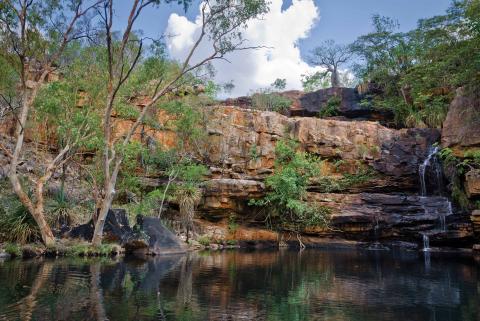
[0,249,478,321]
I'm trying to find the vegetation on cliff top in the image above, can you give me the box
[351,0,480,128]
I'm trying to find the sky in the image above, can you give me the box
[116,0,452,97]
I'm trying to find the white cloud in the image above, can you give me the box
[165,0,320,97]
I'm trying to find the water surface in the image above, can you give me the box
[0,249,478,321]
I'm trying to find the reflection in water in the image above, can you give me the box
[0,249,478,321]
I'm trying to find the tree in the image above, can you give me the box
[351,15,414,99]
[309,40,352,88]
[271,78,286,91]
[300,71,330,92]
[91,0,269,246]
[0,0,101,246]
[351,2,480,128]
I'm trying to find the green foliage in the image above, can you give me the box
[475,201,480,210]
[439,147,480,175]
[271,78,287,90]
[3,243,22,257]
[116,141,146,196]
[227,214,239,233]
[251,90,292,113]
[315,166,377,193]
[197,235,212,247]
[439,147,480,210]
[309,39,353,87]
[46,190,75,228]
[249,144,260,161]
[301,71,330,92]
[250,139,331,231]
[65,242,119,257]
[160,100,206,152]
[0,196,40,244]
[318,96,341,117]
[352,1,480,128]
[452,184,471,210]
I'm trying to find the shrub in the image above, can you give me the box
[0,196,40,244]
[251,91,292,113]
[46,190,76,228]
[197,235,212,247]
[65,242,119,257]
[4,243,22,257]
[250,139,331,231]
[318,96,341,117]
[227,214,239,233]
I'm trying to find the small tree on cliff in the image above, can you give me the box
[309,40,352,88]
[91,0,270,246]
[0,0,101,246]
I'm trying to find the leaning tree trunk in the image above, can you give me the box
[9,174,55,246]
[91,158,122,246]
[9,91,56,247]
[91,183,115,246]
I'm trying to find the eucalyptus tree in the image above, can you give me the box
[0,0,102,246]
[91,0,270,245]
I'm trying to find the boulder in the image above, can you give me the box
[125,216,186,255]
[293,87,366,118]
[287,87,394,122]
[222,88,394,122]
[442,87,480,152]
[67,209,134,244]
[465,170,480,197]
[471,210,480,235]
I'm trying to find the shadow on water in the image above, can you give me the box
[0,249,479,321]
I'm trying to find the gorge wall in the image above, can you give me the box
[2,87,478,250]
[176,105,472,249]
[109,87,480,250]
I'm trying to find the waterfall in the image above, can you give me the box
[439,213,446,232]
[438,201,452,232]
[373,216,380,237]
[422,234,430,252]
[419,146,440,196]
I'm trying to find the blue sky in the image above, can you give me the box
[116,0,452,96]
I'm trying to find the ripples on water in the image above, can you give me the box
[0,249,478,321]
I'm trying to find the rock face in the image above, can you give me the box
[223,88,394,123]
[289,87,373,119]
[465,170,480,197]
[199,105,438,187]
[442,87,480,152]
[471,210,480,236]
[308,193,473,247]
[186,105,474,248]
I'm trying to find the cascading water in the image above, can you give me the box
[439,201,452,232]
[422,234,430,252]
[419,145,440,196]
